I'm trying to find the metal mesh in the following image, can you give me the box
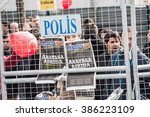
[6,82,55,100]
[0,0,150,100]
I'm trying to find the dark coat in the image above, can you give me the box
[83,23,107,100]
[4,51,21,71]
[5,53,40,100]
[6,53,54,100]
[82,23,106,66]
[105,49,150,100]
[4,49,12,57]
[143,42,150,59]
[95,51,112,100]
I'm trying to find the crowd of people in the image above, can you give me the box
[81,18,150,100]
[1,15,150,100]
[95,27,150,100]
[1,15,42,100]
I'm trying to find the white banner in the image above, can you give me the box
[0,100,149,117]
[40,14,81,37]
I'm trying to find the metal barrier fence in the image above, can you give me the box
[0,0,150,100]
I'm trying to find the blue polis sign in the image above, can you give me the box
[40,14,81,37]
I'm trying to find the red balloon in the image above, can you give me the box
[62,0,72,10]
[10,32,38,58]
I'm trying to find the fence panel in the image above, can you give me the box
[0,0,150,100]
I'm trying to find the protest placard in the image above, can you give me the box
[36,37,66,84]
[65,39,96,90]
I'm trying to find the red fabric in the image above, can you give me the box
[4,51,21,70]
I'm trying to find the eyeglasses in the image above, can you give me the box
[3,41,9,43]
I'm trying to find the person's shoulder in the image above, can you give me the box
[137,50,150,64]
[144,42,150,48]
[143,46,150,53]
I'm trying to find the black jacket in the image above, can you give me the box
[106,49,150,100]
[143,42,150,58]
[82,24,106,66]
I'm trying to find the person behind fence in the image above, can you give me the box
[25,16,32,27]
[82,18,106,66]
[2,21,10,36]
[3,31,47,100]
[29,15,41,39]
[23,22,31,32]
[10,22,19,34]
[3,34,12,56]
[35,35,82,100]
[15,33,41,100]
[95,31,122,100]
[3,47,21,99]
[59,34,83,100]
[31,15,40,29]
[106,26,150,100]
[97,31,122,67]
[99,28,113,40]
[65,34,81,42]
[143,29,150,58]
[30,15,40,36]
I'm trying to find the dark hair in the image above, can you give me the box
[104,31,120,44]
[83,18,94,25]
[99,28,113,38]
[3,34,9,39]
[2,21,9,25]
[2,21,10,32]
[100,28,112,34]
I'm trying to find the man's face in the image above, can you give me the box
[66,35,80,42]
[2,24,9,34]
[10,25,19,33]
[106,37,120,54]
[32,17,39,28]
[84,22,98,34]
[3,37,10,50]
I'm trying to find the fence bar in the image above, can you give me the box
[139,72,150,78]
[2,66,125,76]
[138,64,150,70]
[3,73,126,84]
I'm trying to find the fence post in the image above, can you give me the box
[131,0,141,100]
[120,0,132,100]
[0,11,7,100]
